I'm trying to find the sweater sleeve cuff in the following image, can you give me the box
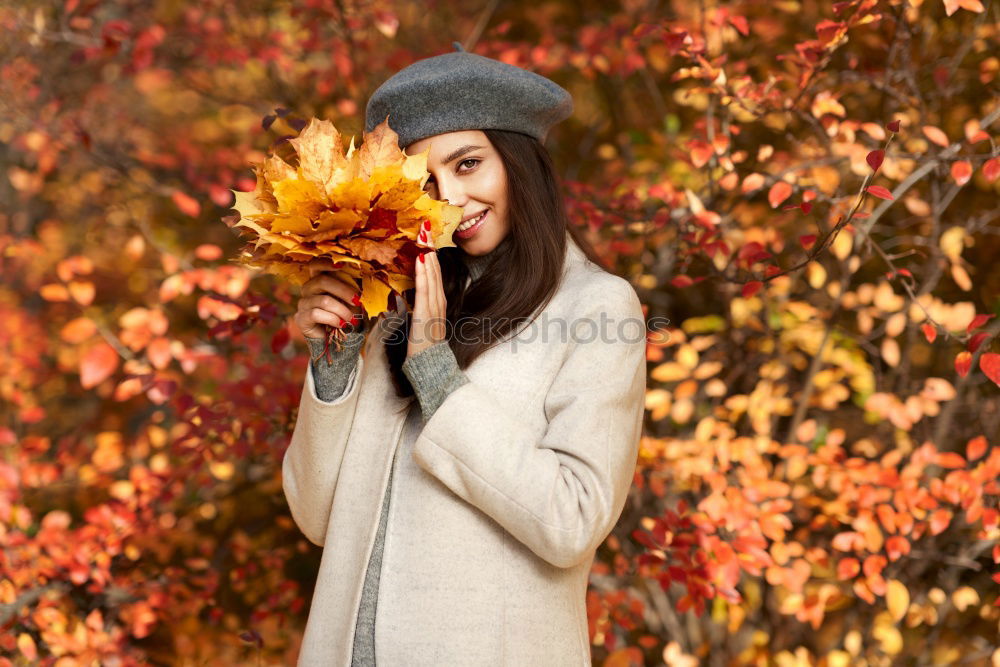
[402,341,470,422]
[305,332,366,403]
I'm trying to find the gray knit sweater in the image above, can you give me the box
[303,251,492,665]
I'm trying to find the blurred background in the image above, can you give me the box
[1,0,998,664]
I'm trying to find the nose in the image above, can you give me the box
[434,174,466,208]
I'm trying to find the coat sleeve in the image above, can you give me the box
[281,340,366,547]
[411,279,647,568]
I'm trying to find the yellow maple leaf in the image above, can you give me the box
[228,116,463,351]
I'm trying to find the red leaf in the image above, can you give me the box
[981,353,1000,387]
[742,281,763,298]
[886,120,900,133]
[866,185,894,201]
[983,158,1000,183]
[951,160,973,186]
[799,234,817,250]
[271,326,291,354]
[968,332,989,354]
[172,190,201,217]
[728,15,749,36]
[764,265,784,277]
[866,149,884,171]
[921,323,937,343]
[670,275,694,288]
[968,314,995,332]
[955,350,972,378]
[81,342,119,389]
[768,181,793,208]
[800,202,813,214]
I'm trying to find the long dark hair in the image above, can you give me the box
[382,128,610,400]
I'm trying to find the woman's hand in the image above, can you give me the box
[294,266,363,340]
[407,221,448,360]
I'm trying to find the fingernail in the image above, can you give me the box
[337,317,344,327]
[351,315,359,325]
[351,294,361,306]
[419,254,425,264]
[423,220,431,230]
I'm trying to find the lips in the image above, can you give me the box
[456,209,488,238]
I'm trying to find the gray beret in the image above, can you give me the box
[365,42,573,149]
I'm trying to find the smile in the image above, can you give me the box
[456,210,488,238]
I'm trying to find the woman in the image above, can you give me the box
[284,43,647,666]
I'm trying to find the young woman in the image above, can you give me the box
[284,44,647,666]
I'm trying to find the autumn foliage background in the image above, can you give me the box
[2,0,999,664]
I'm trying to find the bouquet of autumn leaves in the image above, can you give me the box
[226,117,462,362]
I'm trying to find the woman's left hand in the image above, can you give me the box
[407,222,448,360]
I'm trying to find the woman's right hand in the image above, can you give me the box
[295,270,365,341]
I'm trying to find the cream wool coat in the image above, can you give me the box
[282,237,647,665]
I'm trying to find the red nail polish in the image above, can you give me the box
[423,220,431,230]
[337,317,344,327]
[419,253,425,264]
[351,294,360,306]
[351,315,359,325]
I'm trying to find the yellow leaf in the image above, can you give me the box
[288,117,348,188]
[940,227,967,261]
[951,263,972,291]
[272,176,326,214]
[951,586,979,611]
[886,579,909,622]
[360,273,393,318]
[356,117,406,181]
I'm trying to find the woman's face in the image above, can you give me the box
[404,130,510,256]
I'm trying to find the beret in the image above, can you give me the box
[365,42,573,149]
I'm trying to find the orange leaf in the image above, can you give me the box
[922,125,949,147]
[929,509,952,535]
[966,435,988,462]
[146,337,172,370]
[60,317,98,343]
[40,283,69,301]
[920,323,937,343]
[768,181,793,208]
[954,350,972,377]
[68,280,95,306]
[980,353,1000,387]
[741,172,765,193]
[837,557,860,579]
[935,452,966,469]
[195,244,223,260]
[950,160,973,186]
[80,342,119,389]
[958,0,985,11]
[689,140,712,168]
[172,190,201,217]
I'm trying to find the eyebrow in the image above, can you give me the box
[443,144,485,164]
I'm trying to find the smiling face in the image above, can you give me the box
[404,130,510,256]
